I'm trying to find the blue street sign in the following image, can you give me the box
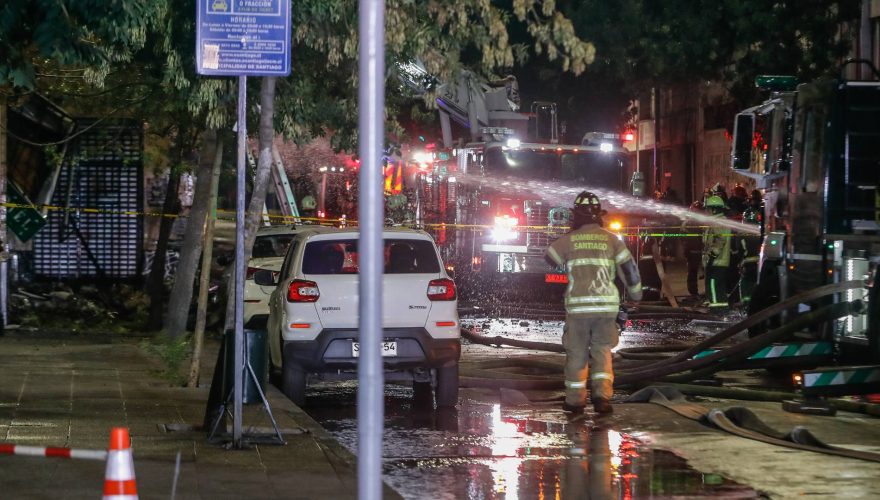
[196,0,291,76]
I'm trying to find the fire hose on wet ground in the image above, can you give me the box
[624,386,880,463]
[461,299,861,390]
[459,280,871,407]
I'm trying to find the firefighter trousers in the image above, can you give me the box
[562,316,619,406]
[705,265,729,308]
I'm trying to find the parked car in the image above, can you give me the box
[241,225,312,326]
[257,226,461,407]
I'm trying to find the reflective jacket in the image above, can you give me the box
[546,223,643,318]
[702,214,732,267]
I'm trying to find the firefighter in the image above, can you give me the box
[736,208,762,305]
[545,191,642,415]
[702,195,732,309]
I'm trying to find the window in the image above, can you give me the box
[301,238,441,274]
[252,234,295,258]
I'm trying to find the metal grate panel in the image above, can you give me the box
[32,121,143,279]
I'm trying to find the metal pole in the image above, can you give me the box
[652,87,658,198]
[635,100,640,173]
[320,172,327,216]
[233,75,247,447]
[0,97,7,331]
[357,0,385,497]
[860,0,871,80]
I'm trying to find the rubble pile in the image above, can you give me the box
[8,283,150,334]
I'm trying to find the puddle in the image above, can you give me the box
[304,381,762,500]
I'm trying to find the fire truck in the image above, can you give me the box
[400,62,670,298]
[730,62,879,363]
[408,131,638,299]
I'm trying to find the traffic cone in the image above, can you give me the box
[103,427,138,500]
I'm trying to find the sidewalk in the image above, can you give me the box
[0,332,396,499]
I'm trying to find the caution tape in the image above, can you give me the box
[0,201,335,225]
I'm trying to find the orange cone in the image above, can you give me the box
[103,427,138,500]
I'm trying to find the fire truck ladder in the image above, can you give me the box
[270,146,300,223]
[397,61,523,146]
[247,148,301,225]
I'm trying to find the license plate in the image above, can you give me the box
[352,341,397,357]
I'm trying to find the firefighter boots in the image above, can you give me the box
[592,399,613,415]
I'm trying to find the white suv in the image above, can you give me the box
[241,225,303,326]
[257,227,461,407]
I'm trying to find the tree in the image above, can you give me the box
[163,129,219,338]
[268,0,597,150]
[0,0,166,90]
[563,0,861,104]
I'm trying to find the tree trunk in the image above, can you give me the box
[165,130,219,340]
[146,147,183,331]
[222,76,277,331]
[188,135,223,387]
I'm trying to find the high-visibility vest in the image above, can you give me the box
[546,223,642,317]
[703,215,732,267]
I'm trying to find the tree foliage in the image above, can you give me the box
[271,0,596,151]
[0,0,165,90]
[566,0,861,103]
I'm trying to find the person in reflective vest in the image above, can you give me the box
[702,195,732,308]
[545,191,643,415]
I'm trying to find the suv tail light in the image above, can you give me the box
[427,278,456,301]
[287,279,320,302]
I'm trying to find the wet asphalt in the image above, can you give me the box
[281,315,764,499]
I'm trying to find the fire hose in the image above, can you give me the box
[620,280,865,369]
[461,299,862,389]
[460,280,867,394]
[626,386,880,463]
[616,299,862,385]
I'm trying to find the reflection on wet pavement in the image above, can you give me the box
[305,382,761,499]
[460,316,718,354]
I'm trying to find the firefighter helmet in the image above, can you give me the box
[573,191,607,216]
[704,195,726,210]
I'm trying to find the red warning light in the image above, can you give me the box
[624,132,635,141]
[545,273,568,284]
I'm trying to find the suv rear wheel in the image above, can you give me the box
[282,362,307,406]
[435,363,459,407]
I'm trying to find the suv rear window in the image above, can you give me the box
[302,239,441,274]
